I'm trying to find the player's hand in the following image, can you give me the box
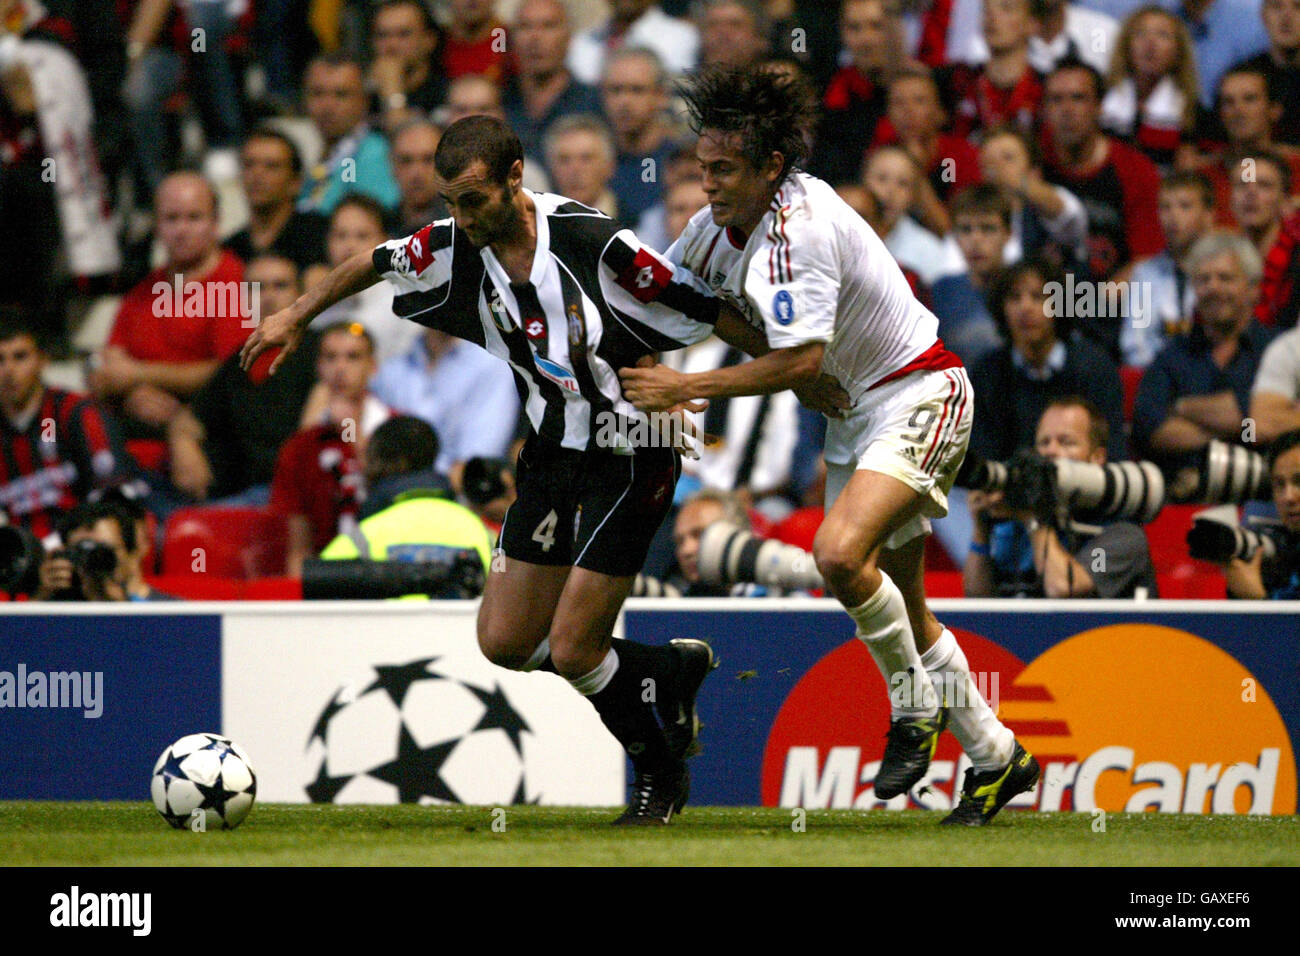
[663,400,717,460]
[34,555,75,601]
[794,373,851,419]
[240,306,302,376]
[618,360,692,411]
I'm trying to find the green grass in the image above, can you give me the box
[3,803,1297,866]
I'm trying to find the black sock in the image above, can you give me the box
[583,647,679,775]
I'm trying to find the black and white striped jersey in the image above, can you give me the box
[372,190,721,453]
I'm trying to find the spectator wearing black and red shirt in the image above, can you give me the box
[0,313,130,540]
[1040,59,1164,283]
[808,0,898,186]
[1229,0,1300,145]
[1227,150,1300,328]
[944,0,1044,139]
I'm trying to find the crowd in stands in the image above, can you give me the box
[3,0,1300,600]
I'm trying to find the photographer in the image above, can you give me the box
[34,501,175,602]
[1216,429,1300,600]
[965,397,1158,598]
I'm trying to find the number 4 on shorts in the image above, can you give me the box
[532,510,558,552]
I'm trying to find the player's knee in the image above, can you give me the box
[813,527,873,593]
[476,624,529,671]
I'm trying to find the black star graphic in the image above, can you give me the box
[158,749,191,782]
[307,686,352,746]
[193,768,243,823]
[463,682,531,753]
[362,657,442,708]
[368,721,460,803]
[305,758,352,803]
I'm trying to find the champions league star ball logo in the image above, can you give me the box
[305,657,536,805]
[391,245,411,275]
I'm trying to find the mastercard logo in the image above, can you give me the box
[761,625,1296,815]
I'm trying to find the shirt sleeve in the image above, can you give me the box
[598,228,720,350]
[1252,331,1300,400]
[743,209,839,350]
[371,221,486,343]
[1131,349,1179,455]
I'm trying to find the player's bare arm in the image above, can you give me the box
[620,340,825,410]
[239,250,382,375]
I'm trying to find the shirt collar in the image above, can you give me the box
[1012,340,1067,380]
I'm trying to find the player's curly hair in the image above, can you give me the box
[679,65,816,182]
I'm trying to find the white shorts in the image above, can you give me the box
[823,367,973,549]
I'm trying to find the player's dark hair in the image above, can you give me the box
[318,320,376,356]
[58,501,137,554]
[367,415,441,479]
[986,257,1072,343]
[679,65,815,182]
[1044,395,1109,454]
[1268,429,1300,472]
[0,308,45,352]
[243,125,304,176]
[951,184,1014,229]
[1046,56,1106,102]
[1160,169,1215,208]
[434,115,524,185]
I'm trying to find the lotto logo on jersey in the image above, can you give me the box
[403,226,437,275]
[617,249,671,303]
[525,318,546,341]
[772,290,796,326]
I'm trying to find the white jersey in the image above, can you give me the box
[666,171,946,406]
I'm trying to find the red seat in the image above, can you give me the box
[1144,503,1204,572]
[924,571,965,596]
[144,575,243,600]
[1120,365,1144,423]
[162,508,288,579]
[770,506,823,551]
[126,438,168,473]
[241,577,302,600]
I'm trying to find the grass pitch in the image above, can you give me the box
[3,802,1297,866]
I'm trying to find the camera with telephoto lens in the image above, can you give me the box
[301,552,485,599]
[957,449,1165,525]
[1185,512,1299,564]
[1166,440,1271,504]
[695,521,824,591]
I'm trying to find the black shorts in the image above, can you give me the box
[498,436,680,577]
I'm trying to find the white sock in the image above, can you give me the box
[848,571,937,719]
[566,648,619,696]
[921,628,1014,772]
[521,638,551,672]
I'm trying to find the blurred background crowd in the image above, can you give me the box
[2,0,1299,601]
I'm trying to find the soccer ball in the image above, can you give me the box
[151,733,258,830]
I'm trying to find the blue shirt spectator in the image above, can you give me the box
[930,273,1004,368]
[370,331,520,476]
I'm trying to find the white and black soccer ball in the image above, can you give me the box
[305,658,534,805]
[151,733,257,830]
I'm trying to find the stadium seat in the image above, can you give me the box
[161,508,288,579]
[126,439,168,473]
[144,575,242,600]
[1143,503,1203,573]
[924,571,965,597]
[770,506,823,552]
[241,577,302,600]
[1120,365,1144,423]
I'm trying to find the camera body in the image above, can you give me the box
[0,525,119,597]
[1186,514,1299,566]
